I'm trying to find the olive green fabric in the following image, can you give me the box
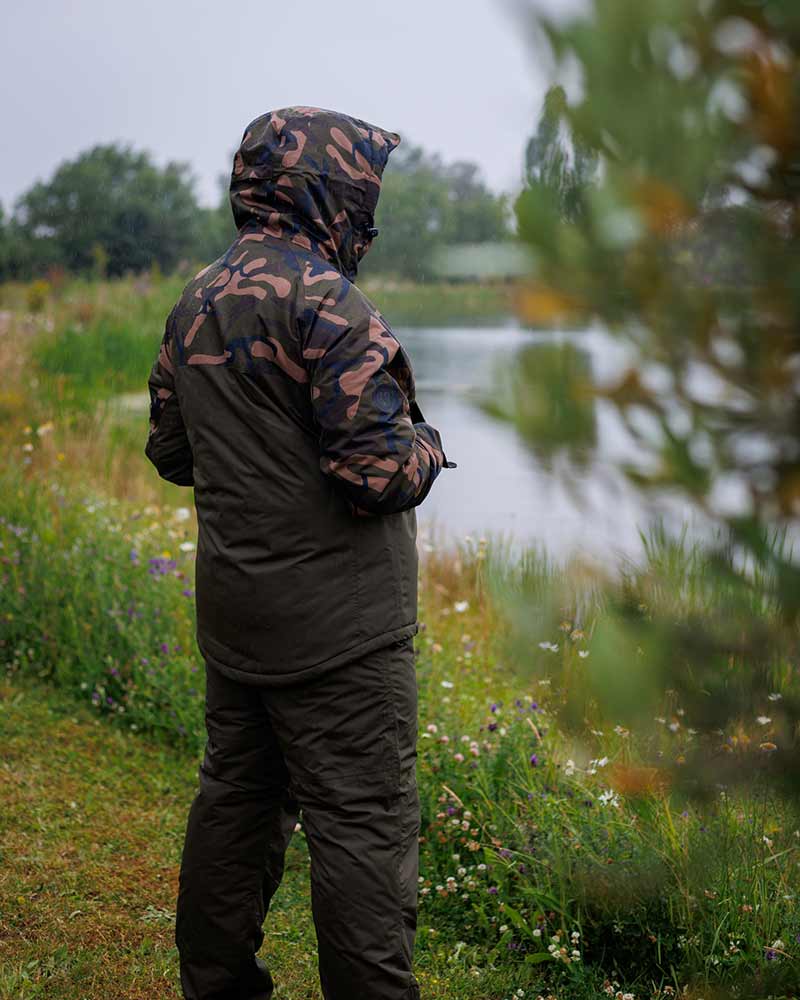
[176,637,421,1000]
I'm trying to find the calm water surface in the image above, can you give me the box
[400,324,706,566]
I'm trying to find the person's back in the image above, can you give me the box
[145,107,453,1000]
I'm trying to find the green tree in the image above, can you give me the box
[362,142,509,280]
[13,144,201,277]
[193,172,237,265]
[524,84,599,223]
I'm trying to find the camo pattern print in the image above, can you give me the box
[145,106,451,514]
[230,107,401,283]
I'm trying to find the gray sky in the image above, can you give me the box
[1,0,581,210]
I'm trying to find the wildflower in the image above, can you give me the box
[454,600,469,613]
[441,679,454,689]
[578,650,589,658]
[454,753,465,763]
[426,723,438,734]
[756,715,771,726]
[529,753,539,767]
[179,541,196,552]
[21,442,34,453]
[35,421,54,437]
[174,507,192,522]
[564,759,576,776]
[467,840,480,852]
[487,886,498,894]
[538,641,558,652]
[768,692,782,701]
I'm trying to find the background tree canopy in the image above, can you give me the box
[2,146,202,278]
[0,139,510,283]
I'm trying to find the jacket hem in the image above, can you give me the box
[196,622,420,688]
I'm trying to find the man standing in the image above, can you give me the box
[145,107,453,1000]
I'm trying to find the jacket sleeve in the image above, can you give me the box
[144,314,194,487]
[304,297,453,515]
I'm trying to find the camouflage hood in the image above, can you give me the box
[229,106,400,281]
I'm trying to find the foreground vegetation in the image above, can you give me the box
[1,277,799,998]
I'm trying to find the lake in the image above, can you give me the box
[401,323,713,567]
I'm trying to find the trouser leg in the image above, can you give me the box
[176,661,298,1000]
[262,637,421,1000]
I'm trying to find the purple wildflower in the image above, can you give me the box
[529,753,539,767]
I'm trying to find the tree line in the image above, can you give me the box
[0,141,510,283]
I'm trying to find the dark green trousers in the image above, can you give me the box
[175,636,421,1000]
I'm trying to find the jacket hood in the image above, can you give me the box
[229,106,400,281]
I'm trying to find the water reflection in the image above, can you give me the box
[400,324,709,566]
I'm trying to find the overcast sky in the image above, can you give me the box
[2,0,583,210]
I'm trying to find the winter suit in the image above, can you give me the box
[144,107,452,1000]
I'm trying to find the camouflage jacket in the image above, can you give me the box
[145,107,453,684]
